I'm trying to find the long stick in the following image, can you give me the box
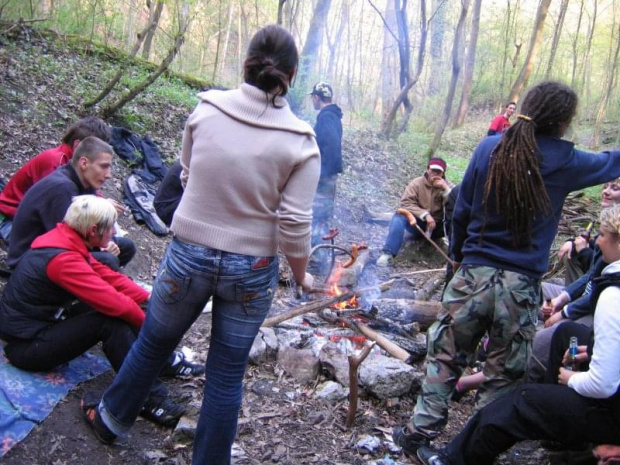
[390,267,445,278]
[346,342,375,428]
[262,279,396,327]
[348,320,411,363]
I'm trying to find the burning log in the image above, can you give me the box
[372,298,442,330]
[346,342,375,428]
[326,248,372,288]
[262,279,396,327]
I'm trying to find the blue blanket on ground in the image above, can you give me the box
[0,341,111,458]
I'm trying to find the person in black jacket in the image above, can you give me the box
[153,159,183,227]
[7,137,136,270]
[309,82,343,272]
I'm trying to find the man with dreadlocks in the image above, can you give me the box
[392,81,620,458]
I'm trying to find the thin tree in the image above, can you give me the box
[544,0,569,79]
[579,0,598,101]
[570,0,585,88]
[593,15,620,148]
[454,0,482,127]
[380,0,429,138]
[427,0,470,157]
[142,0,165,60]
[277,0,286,25]
[100,1,191,117]
[507,0,552,102]
[84,2,163,109]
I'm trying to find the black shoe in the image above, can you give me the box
[451,387,467,402]
[140,397,185,428]
[417,446,451,465]
[81,392,117,445]
[161,351,205,378]
[392,425,429,457]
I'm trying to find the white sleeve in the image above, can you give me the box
[568,287,620,398]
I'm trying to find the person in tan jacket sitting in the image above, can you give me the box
[377,157,453,266]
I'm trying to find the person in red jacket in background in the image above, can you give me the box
[0,117,111,241]
[0,195,185,428]
[487,101,516,136]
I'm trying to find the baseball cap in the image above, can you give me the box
[310,82,333,99]
[428,157,447,172]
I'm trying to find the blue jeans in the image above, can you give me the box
[0,217,12,242]
[99,237,278,464]
[382,213,444,257]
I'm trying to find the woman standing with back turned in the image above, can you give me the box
[83,25,320,464]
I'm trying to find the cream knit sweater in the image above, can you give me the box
[171,83,320,259]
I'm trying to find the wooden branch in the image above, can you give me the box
[346,342,375,428]
[367,0,398,42]
[390,268,445,278]
[262,279,396,328]
[348,320,411,362]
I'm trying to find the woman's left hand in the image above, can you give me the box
[558,367,577,385]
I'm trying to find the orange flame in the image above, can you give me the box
[326,263,358,309]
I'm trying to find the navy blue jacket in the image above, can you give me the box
[315,104,343,178]
[564,247,606,320]
[7,164,94,267]
[451,135,620,279]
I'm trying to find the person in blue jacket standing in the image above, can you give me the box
[309,82,343,272]
[392,80,620,457]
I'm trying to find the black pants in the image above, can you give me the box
[92,236,136,271]
[444,323,620,465]
[3,307,167,401]
[544,321,594,384]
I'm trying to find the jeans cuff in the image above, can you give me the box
[99,400,133,437]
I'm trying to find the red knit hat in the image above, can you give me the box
[428,157,447,172]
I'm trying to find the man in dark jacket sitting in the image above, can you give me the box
[0,195,185,429]
[7,136,134,271]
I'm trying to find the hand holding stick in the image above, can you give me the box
[396,209,455,269]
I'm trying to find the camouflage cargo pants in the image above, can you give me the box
[412,265,540,437]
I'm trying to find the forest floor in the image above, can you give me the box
[0,24,608,465]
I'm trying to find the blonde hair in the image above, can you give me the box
[600,203,620,237]
[63,195,117,237]
[604,178,620,190]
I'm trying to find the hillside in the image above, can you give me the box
[0,25,599,465]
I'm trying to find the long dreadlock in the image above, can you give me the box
[483,81,578,247]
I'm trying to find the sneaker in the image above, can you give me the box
[140,397,186,428]
[160,351,205,378]
[81,393,117,445]
[417,446,451,465]
[392,425,429,457]
[376,253,394,267]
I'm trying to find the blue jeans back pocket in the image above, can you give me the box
[155,253,191,305]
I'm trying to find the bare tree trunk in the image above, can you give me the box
[427,0,447,95]
[277,0,286,25]
[124,0,137,47]
[142,0,164,61]
[508,0,552,102]
[580,0,597,102]
[219,1,235,82]
[325,0,348,82]
[454,0,481,127]
[570,0,585,88]
[394,0,414,134]
[593,20,620,149]
[84,6,161,109]
[100,1,191,117]
[380,0,398,118]
[298,0,332,83]
[381,0,428,138]
[212,0,223,83]
[427,0,470,157]
[381,1,429,137]
[544,0,569,79]
[499,0,514,100]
